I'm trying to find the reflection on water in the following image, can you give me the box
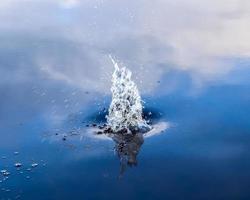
[112,133,144,178]
[0,0,250,199]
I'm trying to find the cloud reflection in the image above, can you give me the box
[0,0,249,96]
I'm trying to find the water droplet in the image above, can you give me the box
[31,163,38,168]
[14,163,22,168]
[1,170,10,176]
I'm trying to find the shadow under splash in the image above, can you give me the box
[111,132,144,178]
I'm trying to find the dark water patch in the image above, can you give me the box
[85,108,109,124]
[142,107,164,124]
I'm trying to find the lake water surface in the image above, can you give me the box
[0,1,250,199]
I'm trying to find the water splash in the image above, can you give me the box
[106,56,151,133]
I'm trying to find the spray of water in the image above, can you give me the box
[107,56,151,133]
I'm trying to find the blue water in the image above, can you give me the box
[1,1,250,199]
[1,81,250,199]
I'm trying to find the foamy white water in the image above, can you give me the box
[86,121,170,140]
[107,56,151,133]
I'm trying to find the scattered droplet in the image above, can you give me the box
[15,163,22,168]
[1,170,10,176]
[31,163,38,168]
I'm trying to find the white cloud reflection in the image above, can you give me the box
[0,0,249,94]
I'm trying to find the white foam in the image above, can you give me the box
[143,121,170,138]
[86,121,170,140]
[107,56,150,132]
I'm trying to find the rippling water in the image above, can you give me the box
[0,1,250,200]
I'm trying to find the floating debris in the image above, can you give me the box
[103,127,113,134]
[31,163,38,168]
[96,131,103,135]
[1,170,10,176]
[14,163,22,168]
[98,125,104,129]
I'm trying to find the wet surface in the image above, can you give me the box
[1,84,250,199]
[1,0,250,199]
